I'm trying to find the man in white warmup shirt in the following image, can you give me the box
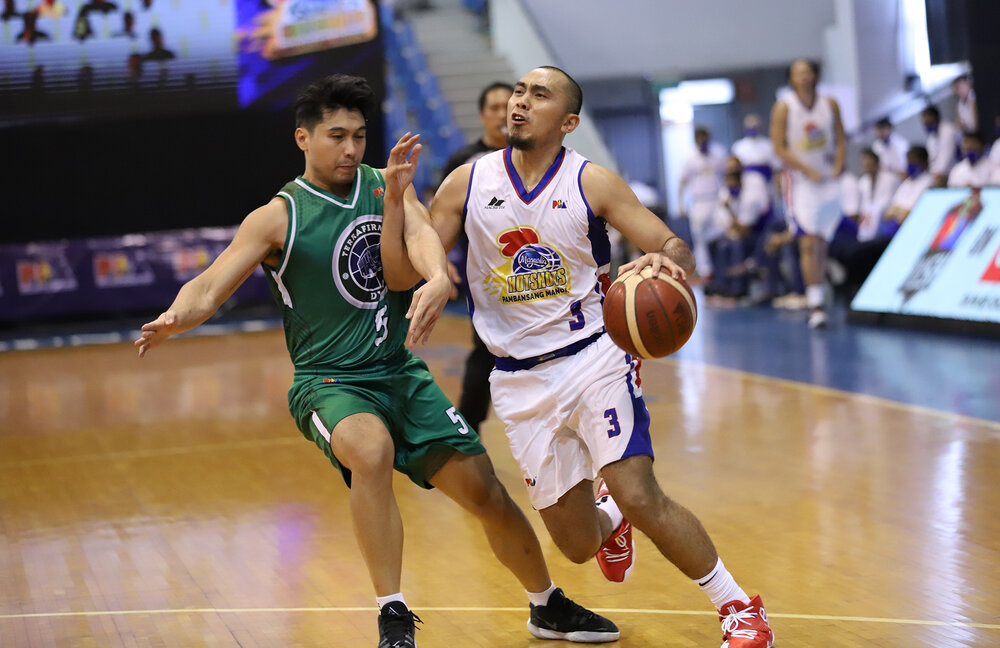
[921,105,960,187]
[948,132,993,188]
[732,114,779,184]
[871,117,909,177]
[856,148,901,242]
[679,126,727,277]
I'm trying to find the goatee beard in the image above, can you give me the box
[507,133,533,151]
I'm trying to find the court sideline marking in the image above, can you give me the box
[0,606,997,630]
[657,356,1000,433]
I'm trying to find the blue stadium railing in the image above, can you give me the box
[382,6,465,195]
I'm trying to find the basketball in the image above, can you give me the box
[603,266,698,359]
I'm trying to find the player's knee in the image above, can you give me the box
[449,457,511,517]
[472,473,512,518]
[615,485,668,527]
[556,537,598,564]
[340,434,394,478]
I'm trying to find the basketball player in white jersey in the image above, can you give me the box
[394,66,774,648]
[771,58,846,329]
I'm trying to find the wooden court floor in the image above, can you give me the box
[1,314,998,647]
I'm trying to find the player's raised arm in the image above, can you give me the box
[134,199,286,357]
[381,132,425,290]
[429,163,472,253]
[581,162,695,278]
[381,132,454,346]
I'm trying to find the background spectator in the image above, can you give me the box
[679,126,726,278]
[952,74,978,135]
[921,105,960,187]
[948,132,992,188]
[872,117,909,177]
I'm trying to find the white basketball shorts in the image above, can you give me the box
[489,334,653,510]
[785,173,842,241]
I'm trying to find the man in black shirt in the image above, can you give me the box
[442,81,513,434]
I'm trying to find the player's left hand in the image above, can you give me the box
[405,273,451,346]
[134,310,179,358]
[618,252,687,280]
[384,132,422,196]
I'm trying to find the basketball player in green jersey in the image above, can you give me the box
[134,75,616,647]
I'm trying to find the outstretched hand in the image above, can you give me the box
[134,310,179,358]
[618,252,687,280]
[405,275,452,347]
[384,132,422,196]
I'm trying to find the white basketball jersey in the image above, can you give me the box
[784,92,836,180]
[464,147,610,359]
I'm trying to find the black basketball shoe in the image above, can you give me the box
[377,601,422,648]
[527,588,620,642]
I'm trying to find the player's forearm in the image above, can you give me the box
[380,192,419,290]
[164,277,223,334]
[404,219,450,284]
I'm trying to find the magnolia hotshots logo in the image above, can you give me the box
[485,226,571,304]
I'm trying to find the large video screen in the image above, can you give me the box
[851,188,1000,325]
[0,0,381,126]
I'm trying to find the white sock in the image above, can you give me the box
[596,491,624,531]
[806,284,825,309]
[376,592,407,611]
[526,582,557,607]
[695,558,750,609]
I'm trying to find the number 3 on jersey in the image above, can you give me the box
[569,300,585,331]
[374,305,388,346]
[604,408,621,438]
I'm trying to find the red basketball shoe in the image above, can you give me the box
[718,595,774,648]
[594,479,635,583]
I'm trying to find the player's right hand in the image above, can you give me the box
[618,252,686,280]
[405,274,451,347]
[384,132,422,196]
[134,310,178,358]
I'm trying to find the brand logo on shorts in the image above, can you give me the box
[332,214,386,309]
[524,476,536,487]
[485,196,505,209]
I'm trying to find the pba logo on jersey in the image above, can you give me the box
[485,225,571,304]
[333,214,386,309]
[552,199,568,209]
[801,122,828,150]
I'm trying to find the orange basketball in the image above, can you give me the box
[603,266,697,359]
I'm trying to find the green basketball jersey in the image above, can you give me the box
[264,166,414,374]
